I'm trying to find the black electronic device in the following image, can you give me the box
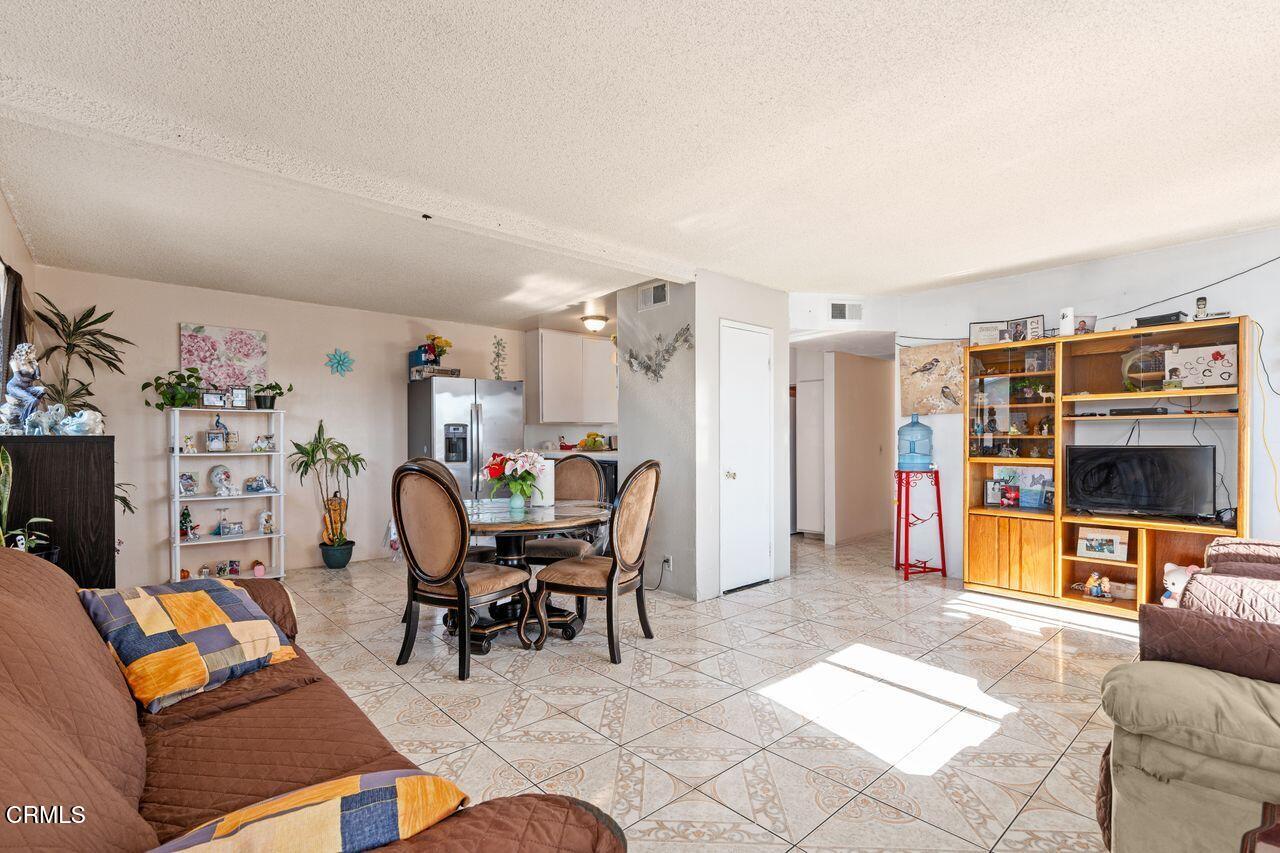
[1135,311,1188,327]
[1108,406,1168,416]
[1066,445,1215,519]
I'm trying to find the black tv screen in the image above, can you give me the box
[1066,445,1215,519]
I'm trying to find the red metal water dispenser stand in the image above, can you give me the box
[894,469,946,581]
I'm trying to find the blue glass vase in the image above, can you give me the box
[897,414,934,471]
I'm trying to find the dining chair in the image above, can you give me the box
[525,454,606,568]
[392,458,533,679]
[531,460,660,664]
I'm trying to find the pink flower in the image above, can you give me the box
[223,328,266,361]
[180,332,219,367]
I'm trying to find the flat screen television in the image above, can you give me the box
[1066,445,1215,520]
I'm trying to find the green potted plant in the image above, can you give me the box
[252,381,293,410]
[0,448,57,563]
[141,367,205,410]
[33,293,135,413]
[288,420,367,569]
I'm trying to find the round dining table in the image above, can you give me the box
[458,498,611,649]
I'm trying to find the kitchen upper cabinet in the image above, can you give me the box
[525,329,618,424]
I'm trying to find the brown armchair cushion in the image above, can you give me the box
[526,538,594,562]
[1139,603,1280,685]
[420,563,529,598]
[1179,573,1280,623]
[537,556,634,588]
[1207,561,1280,581]
[232,577,298,640]
[1205,537,1280,568]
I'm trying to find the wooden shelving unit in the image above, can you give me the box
[167,408,287,582]
[962,316,1250,620]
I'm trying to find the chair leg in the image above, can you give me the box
[401,599,412,624]
[606,591,621,664]
[576,597,588,625]
[635,583,654,639]
[532,582,551,650]
[515,587,534,650]
[457,601,471,681]
[396,599,419,665]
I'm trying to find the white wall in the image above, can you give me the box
[694,270,790,600]
[824,352,895,544]
[865,225,1280,571]
[618,281,697,597]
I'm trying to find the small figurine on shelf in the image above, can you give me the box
[997,444,1018,458]
[226,430,240,452]
[1028,445,1042,458]
[228,559,241,576]
[0,343,46,433]
[244,474,275,493]
[259,509,275,535]
[197,565,211,579]
[181,433,197,454]
[215,561,229,578]
[179,505,200,542]
[1036,384,1055,404]
[251,559,267,578]
[211,466,240,497]
[179,568,191,580]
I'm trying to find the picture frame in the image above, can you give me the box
[1072,315,1097,335]
[177,472,198,497]
[1077,526,1130,562]
[201,389,227,408]
[969,321,1007,346]
[228,386,250,409]
[983,480,1002,506]
[205,430,227,453]
[1007,315,1045,342]
[999,484,1020,507]
[1022,347,1051,372]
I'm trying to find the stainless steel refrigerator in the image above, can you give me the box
[407,377,525,499]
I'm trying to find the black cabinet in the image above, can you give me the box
[0,436,115,587]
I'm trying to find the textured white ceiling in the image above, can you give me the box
[2,1,1280,312]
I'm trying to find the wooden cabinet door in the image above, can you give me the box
[580,337,618,423]
[1012,519,1055,596]
[539,330,584,422]
[966,514,1002,586]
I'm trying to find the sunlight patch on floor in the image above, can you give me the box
[826,644,1016,720]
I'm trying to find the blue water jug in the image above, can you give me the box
[897,414,934,471]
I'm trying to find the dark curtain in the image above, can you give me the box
[0,257,26,389]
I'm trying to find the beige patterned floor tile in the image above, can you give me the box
[691,620,773,648]
[405,652,515,705]
[484,713,616,783]
[1066,721,1112,760]
[631,666,740,714]
[640,633,732,667]
[569,646,684,687]
[919,636,1033,690]
[956,617,1060,652]
[308,641,407,697]
[291,589,399,627]
[893,713,1062,796]
[993,792,1106,851]
[293,613,356,648]
[354,684,477,763]
[626,716,760,785]
[1015,640,1134,692]
[723,583,793,607]
[693,690,809,747]
[1052,626,1139,657]
[864,762,1028,849]
[434,681,559,739]
[691,649,792,689]
[797,793,982,851]
[569,688,687,744]
[683,597,758,620]
[417,743,533,804]
[627,790,792,851]
[763,597,834,623]
[774,619,885,651]
[641,608,725,635]
[480,644,581,684]
[540,747,690,828]
[724,608,802,633]
[521,662,627,711]
[982,671,1099,752]
[734,635,829,668]
[767,719,892,790]
[699,750,854,843]
[750,660,879,724]
[645,589,697,609]
[1033,753,1098,818]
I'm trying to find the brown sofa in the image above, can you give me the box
[0,550,626,851]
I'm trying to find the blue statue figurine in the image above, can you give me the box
[1,343,46,432]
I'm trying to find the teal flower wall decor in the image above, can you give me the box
[325,348,355,377]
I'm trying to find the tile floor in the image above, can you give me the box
[284,532,1134,851]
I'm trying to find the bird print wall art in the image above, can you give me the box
[899,341,964,416]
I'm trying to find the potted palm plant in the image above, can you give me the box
[288,421,367,569]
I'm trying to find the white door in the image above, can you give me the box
[720,321,774,592]
[580,337,619,423]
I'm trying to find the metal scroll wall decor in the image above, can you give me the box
[625,324,693,382]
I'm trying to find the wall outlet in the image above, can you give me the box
[662,556,672,574]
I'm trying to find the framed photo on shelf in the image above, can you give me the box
[1077,526,1130,561]
[969,321,1007,346]
[227,386,250,408]
[177,472,198,497]
[205,430,227,453]
[983,480,1002,506]
[1022,347,1051,372]
[201,389,227,408]
[1007,315,1045,342]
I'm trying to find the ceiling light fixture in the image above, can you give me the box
[581,315,608,333]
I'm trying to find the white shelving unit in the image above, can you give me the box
[168,408,287,581]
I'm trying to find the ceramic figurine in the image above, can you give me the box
[1037,385,1056,404]
[1028,445,1042,458]
[226,430,240,451]
[251,434,275,452]
[244,474,274,493]
[258,509,275,535]
[210,466,240,497]
[198,565,211,579]
[179,568,190,580]
[179,505,200,541]
[58,408,105,435]
[181,434,197,454]
[322,492,347,545]
[997,444,1017,458]
[0,343,46,432]
[24,404,65,435]
[251,559,267,578]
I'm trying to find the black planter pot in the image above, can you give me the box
[31,544,61,566]
[254,394,277,410]
[320,541,355,569]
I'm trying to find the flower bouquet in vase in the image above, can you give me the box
[482,450,547,510]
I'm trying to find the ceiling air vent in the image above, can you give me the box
[829,300,863,321]
[638,281,669,312]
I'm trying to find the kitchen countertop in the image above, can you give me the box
[539,449,619,461]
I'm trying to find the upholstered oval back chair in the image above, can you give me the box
[392,458,532,679]
[525,454,607,568]
[531,460,661,663]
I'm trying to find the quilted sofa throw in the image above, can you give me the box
[79,578,296,712]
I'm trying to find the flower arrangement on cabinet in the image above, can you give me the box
[421,334,453,366]
[482,450,547,507]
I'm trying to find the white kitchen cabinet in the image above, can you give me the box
[525,329,618,424]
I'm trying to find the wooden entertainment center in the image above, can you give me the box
[962,316,1250,619]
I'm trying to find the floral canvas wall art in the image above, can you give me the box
[180,323,268,390]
